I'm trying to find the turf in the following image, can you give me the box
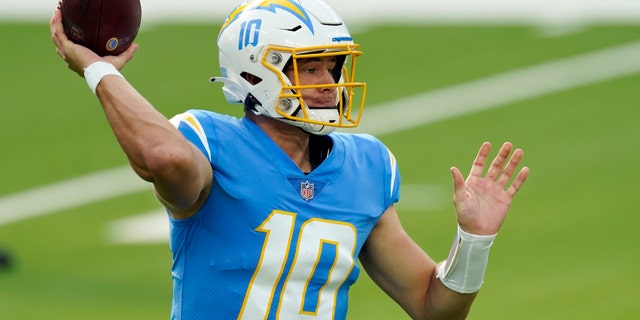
[1,22,639,319]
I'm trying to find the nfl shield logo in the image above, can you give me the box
[300,180,315,201]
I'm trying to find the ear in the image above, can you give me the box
[242,72,263,85]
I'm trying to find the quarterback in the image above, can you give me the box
[50,0,529,319]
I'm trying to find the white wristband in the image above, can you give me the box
[83,61,123,95]
[436,225,496,293]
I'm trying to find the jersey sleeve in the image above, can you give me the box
[348,133,401,209]
[382,145,401,208]
[169,111,213,162]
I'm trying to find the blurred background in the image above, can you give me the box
[1,0,639,319]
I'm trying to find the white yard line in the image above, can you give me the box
[352,40,640,135]
[2,40,640,243]
[0,167,148,226]
[106,209,170,245]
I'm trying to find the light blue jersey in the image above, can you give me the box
[168,110,401,320]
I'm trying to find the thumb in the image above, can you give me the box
[450,166,465,198]
[110,43,139,71]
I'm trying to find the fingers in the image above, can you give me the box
[496,147,523,187]
[468,141,529,194]
[507,167,530,198]
[50,9,71,69]
[50,8,103,75]
[488,143,528,197]
[50,9,62,45]
[50,9,70,61]
[486,142,512,180]
[108,43,139,71]
[469,142,492,178]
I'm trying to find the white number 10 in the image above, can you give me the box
[238,211,357,320]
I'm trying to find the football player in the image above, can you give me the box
[50,0,529,319]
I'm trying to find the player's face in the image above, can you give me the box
[285,56,338,108]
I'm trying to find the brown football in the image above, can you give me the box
[60,0,142,56]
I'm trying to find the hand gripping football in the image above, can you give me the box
[60,0,142,56]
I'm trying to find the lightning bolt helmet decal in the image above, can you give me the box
[220,0,314,37]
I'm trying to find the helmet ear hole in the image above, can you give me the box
[244,93,261,112]
[241,72,263,85]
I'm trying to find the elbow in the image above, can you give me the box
[133,143,196,183]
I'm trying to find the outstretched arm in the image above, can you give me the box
[361,142,529,320]
[49,9,212,218]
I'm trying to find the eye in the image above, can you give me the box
[303,67,316,74]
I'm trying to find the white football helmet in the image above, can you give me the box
[211,0,366,135]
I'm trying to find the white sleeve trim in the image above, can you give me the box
[386,147,397,198]
[169,112,212,162]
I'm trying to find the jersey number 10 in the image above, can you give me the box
[238,210,357,319]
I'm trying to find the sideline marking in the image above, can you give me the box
[2,40,640,238]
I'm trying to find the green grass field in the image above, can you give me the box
[1,21,639,319]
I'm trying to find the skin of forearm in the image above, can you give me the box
[95,76,192,183]
[421,271,476,320]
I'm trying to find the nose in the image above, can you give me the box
[317,69,337,92]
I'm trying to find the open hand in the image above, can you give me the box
[450,142,529,235]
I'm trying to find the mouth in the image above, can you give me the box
[307,103,337,109]
[305,97,337,108]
